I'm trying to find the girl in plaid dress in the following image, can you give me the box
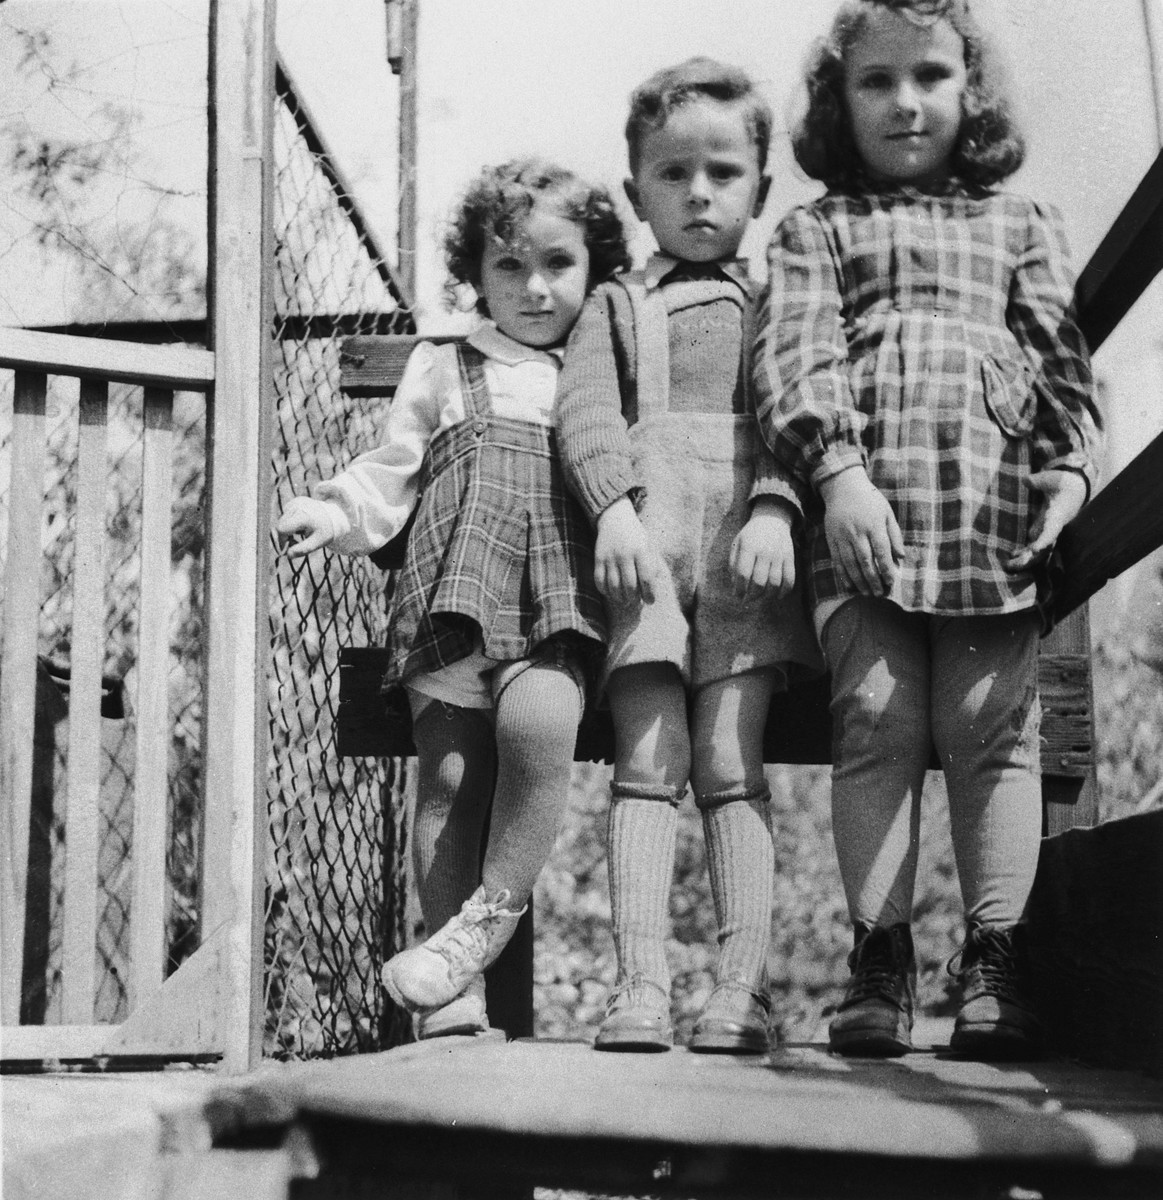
[754,0,1101,1060]
[278,160,629,1039]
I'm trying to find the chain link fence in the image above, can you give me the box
[264,64,414,1058]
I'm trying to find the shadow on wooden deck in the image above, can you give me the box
[6,1030,1163,1199]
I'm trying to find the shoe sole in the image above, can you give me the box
[594,1031,673,1052]
[950,1026,1042,1062]
[688,1033,768,1055]
[829,1031,912,1057]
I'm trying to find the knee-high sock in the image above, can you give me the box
[700,790,774,991]
[607,786,680,990]
[409,700,495,934]
[481,663,581,909]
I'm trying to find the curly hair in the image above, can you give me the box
[625,57,774,175]
[443,158,630,315]
[792,0,1025,193]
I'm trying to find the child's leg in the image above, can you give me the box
[687,666,779,1054]
[824,598,930,928]
[597,662,689,1051]
[409,695,495,933]
[822,597,930,1056]
[932,612,1044,1059]
[480,656,584,909]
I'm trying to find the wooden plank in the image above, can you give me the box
[1040,608,1099,835]
[1049,430,1163,625]
[1028,808,1163,1076]
[0,326,214,391]
[62,379,108,1024]
[130,388,175,1005]
[244,1039,1163,1179]
[339,334,461,395]
[201,0,277,1073]
[1075,146,1163,352]
[1,371,48,1024]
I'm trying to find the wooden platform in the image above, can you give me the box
[234,1032,1163,1198]
[6,1032,1163,1198]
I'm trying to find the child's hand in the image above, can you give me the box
[1007,469,1088,571]
[276,496,339,559]
[820,467,904,597]
[594,496,656,604]
[730,497,797,600]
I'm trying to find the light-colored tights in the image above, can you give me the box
[823,596,1043,931]
[408,661,581,932]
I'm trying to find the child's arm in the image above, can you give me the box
[275,342,444,558]
[753,206,902,596]
[730,496,797,600]
[1007,200,1103,569]
[557,285,655,602]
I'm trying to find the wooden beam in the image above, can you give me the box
[202,0,277,1073]
[0,327,214,390]
[340,333,462,395]
[61,380,109,1023]
[131,388,176,1004]
[1075,146,1163,352]
[1049,430,1163,624]
[1,372,48,1024]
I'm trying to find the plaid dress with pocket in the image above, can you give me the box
[753,187,1101,617]
[384,344,605,688]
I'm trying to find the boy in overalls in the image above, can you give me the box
[557,59,820,1053]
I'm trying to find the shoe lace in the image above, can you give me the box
[947,926,1021,1003]
[434,889,526,967]
[709,977,771,1014]
[843,933,906,1007]
[606,973,667,1014]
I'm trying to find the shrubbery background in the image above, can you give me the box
[530,603,1163,1043]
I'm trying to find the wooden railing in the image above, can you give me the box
[1,327,215,1037]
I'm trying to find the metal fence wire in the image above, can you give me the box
[265,63,415,1058]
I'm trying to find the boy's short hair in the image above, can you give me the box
[625,57,773,175]
[793,0,1025,191]
[444,158,630,315]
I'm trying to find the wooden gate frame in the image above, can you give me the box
[0,0,276,1073]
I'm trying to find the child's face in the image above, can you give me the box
[479,202,590,348]
[625,99,770,263]
[843,9,967,187]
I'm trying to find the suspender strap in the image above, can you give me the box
[620,270,757,418]
[620,272,670,420]
[455,343,490,418]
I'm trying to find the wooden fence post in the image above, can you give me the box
[202,0,277,1072]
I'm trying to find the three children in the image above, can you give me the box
[282,0,1098,1061]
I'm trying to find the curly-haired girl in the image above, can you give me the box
[753,0,1101,1060]
[279,159,629,1039]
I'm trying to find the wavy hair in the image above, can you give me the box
[443,158,630,315]
[625,57,773,175]
[792,0,1025,193]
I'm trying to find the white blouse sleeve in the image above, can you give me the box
[312,341,451,555]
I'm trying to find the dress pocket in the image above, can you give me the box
[980,354,1037,438]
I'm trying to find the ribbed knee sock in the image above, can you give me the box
[700,792,774,991]
[607,788,680,990]
[410,700,495,933]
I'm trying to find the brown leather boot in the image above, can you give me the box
[828,923,916,1057]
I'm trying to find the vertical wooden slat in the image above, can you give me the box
[62,378,109,1023]
[1041,606,1100,838]
[1,371,48,1025]
[203,0,277,1071]
[130,387,175,1005]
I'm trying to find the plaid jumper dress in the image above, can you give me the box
[754,188,1100,618]
[383,344,605,690]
